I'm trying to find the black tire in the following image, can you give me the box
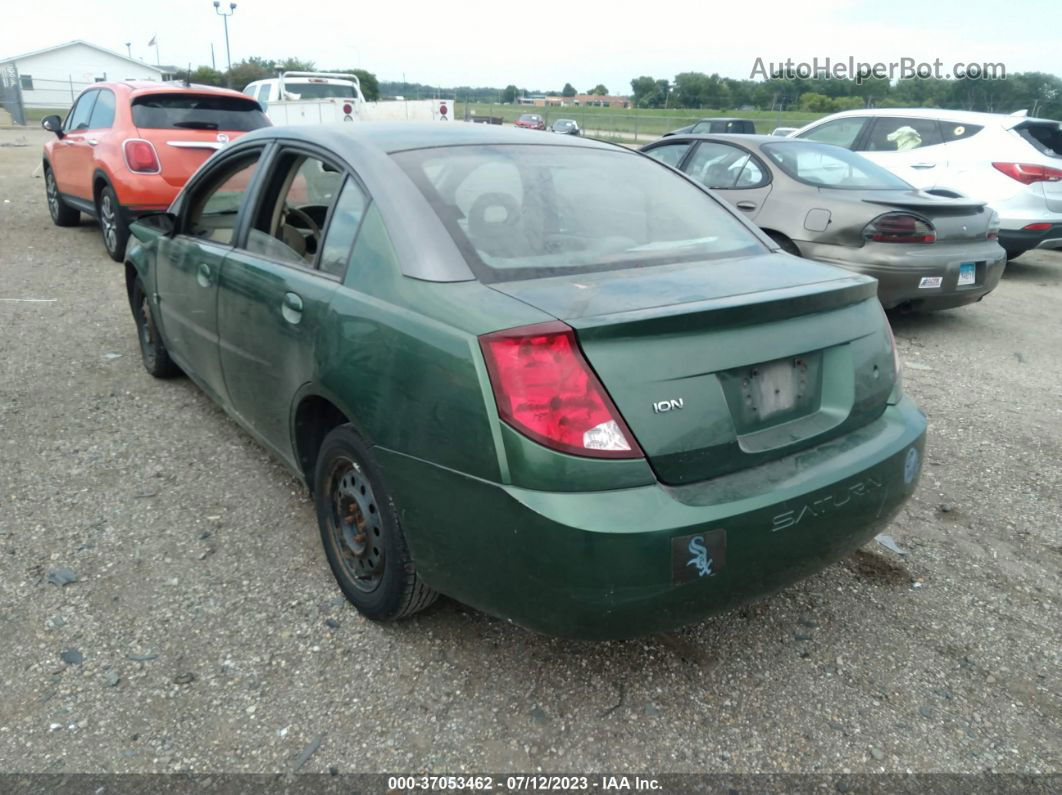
[767,231,801,256]
[44,164,80,227]
[132,278,180,378]
[314,425,437,621]
[97,184,129,262]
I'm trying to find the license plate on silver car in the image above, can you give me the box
[958,263,976,286]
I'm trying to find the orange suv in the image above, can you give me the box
[41,81,270,261]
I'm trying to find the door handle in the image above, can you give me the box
[87,139,99,146]
[281,292,303,324]
[736,201,757,211]
[911,162,936,169]
[196,262,212,287]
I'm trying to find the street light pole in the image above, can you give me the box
[213,1,237,86]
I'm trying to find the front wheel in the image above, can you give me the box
[97,185,129,262]
[314,426,437,621]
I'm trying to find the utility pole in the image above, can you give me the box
[125,42,132,58]
[210,43,216,70]
[213,1,237,85]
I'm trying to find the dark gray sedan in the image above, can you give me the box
[642,134,1007,311]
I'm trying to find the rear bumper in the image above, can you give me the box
[800,241,1006,310]
[378,397,927,640]
[998,225,1062,253]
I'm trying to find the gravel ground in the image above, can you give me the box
[0,127,1059,776]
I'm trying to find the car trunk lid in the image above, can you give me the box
[490,254,895,485]
[861,191,990,241]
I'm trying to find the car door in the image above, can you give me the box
[681,141,773,219]
[51,90,97,198]
[74,88,117,198]
[216,146,367,462]
[855,116,948,189]
[155,145,266,402]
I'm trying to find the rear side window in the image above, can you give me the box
[861,117,944,152]
[685,142,768,189]
[87,89,115,129]
[131,94,269,131]
[941,121,984,141]
[1017,122,1062,158]
[797,117,868,149]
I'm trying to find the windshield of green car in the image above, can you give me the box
[392,144,763,282]
[761,140,912,190]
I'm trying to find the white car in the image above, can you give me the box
[790,109,1062,259]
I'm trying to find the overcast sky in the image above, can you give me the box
[2,0,1059,93]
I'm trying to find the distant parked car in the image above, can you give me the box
[514,113,546,131]
[41,81,269,261]
[790,109,1062,260]
[124,122,925,639]
[664,117,755,137]
[643,134,1006,311]
[771,127,798,136]
[551,119,580,135]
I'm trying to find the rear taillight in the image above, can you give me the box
[987,209,1000,241]
[992,162,1062,185]
[342,103,353,114]
[865,213,935,244]
[479,321,643,459]
[1023,222,1053,232]
[123,139,161,174]
[879,305,903,396]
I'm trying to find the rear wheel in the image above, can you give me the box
[44,165,80,227]
[132,278,180,378]
[767,231,801,256]
[97,185,129,262]
[314,425,437,621]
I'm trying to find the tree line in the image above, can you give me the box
[627,71,1062,118]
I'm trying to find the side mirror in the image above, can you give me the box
[41,115,64,138]
[130,212,177,243]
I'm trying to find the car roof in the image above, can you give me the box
[238,122,622,154]
[808,107,1058,127]
[88,81,251,101]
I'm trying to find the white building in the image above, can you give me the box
[0,40,175,108]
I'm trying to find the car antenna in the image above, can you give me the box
[184,63,192,88]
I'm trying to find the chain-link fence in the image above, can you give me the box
[0,62,26,125]
[20,75,100,110]
[460,103,818,143]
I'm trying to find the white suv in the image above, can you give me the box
[791,109,1062,259]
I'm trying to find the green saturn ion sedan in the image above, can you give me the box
[124,123,926,639]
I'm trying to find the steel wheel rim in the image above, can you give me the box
[101,193,117,252]
[326,456,384,592]
[46,171,59,219]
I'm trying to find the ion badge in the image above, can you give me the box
[671,529,726,585]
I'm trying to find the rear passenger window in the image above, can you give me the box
[797,117,868,149]
[862,117,944,152]
[87,89,115,129]
[943,122,984,141]
[318,178,369,277]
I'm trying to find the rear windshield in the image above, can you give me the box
[1017,122,1062,158]
[131,94,269,131]
[761,140,912,190]
[393,144,763,282]
[282,82,358,99]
